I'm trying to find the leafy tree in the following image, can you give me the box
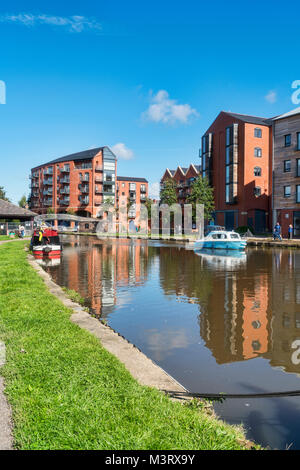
[18,195,27,208]
[0,186,10,202]
[186,176,215,221]
[160,179,177,206]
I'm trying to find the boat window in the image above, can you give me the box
[211,233,227,239]
[230,234,239,239]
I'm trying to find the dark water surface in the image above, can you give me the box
[42,235,300,450]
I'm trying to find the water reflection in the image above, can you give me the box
[44,237,300,449]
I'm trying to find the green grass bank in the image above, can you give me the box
[0,241,255,450]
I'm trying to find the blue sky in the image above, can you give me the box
[1,0,300,203]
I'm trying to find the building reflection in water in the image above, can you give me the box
[49,237,149,319]
[48,238,300,378]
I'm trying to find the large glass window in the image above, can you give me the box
[254,128,262,138]
[297,185,300,203]
[254,147,262,157]
[284,186,291,198]
[297,159,300,177]
[284,160,291,172]
[254,166,261,177]
[254,187,261,197]
[285,134,292,147]
[225,125,238,204]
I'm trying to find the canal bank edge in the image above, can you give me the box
[26,253,190,397]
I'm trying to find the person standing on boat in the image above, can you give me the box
[288,224,293,240]
[38,227,44,245]
[273,222,282,241]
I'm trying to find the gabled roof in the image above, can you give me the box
[0,199,37,219]
[187,164,201,174]
[224,111,272,126]
[161,169,175,180]
[174,166,187,177]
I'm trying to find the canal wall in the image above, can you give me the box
[247,238,300,248]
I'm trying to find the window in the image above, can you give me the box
[284,160,291,172]
[284,186,291,198]
[285,134,292,147]
[225,124,238,204]
[297,133,300,151]
[254,147,262,157]
[254,128,262,138]
[297,185,300,203]
[297,159,300,177]
[254,187,261,197]
[254,166,261,177]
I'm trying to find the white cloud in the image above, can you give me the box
[149,182,160,200]
[142,90,199,124]
[265,90,277,104]
[111,143,134,160]
[0,13,102,33]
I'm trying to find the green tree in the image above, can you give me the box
[0,186,10,202]
[160,179,177,206]
[187,176,215,221]
[18,195,27,208]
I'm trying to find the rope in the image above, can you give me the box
[163,390,300,400]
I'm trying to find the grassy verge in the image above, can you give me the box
[0,235,13,241]
[0,241,255,450]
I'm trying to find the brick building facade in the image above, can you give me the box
[30,147,148,224]
[200,111,273,232]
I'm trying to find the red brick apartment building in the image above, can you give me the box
[200,111,273,232]
[30,147,148,221]
[160,164,201,205]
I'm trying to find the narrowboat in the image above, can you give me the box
[30,227,62,259]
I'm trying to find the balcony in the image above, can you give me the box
[60,177,70,184]
[44,200,53,207]
[140,186,147,193]
[79,185,89,194]
[80,197,89,205]
[61,165,70,173]
[43,178,53,186]
[60,188,70,195]
[60,198,70,206]
[95,176,103,183]
[140,194,146,201]
[95,165,103,172]
[44,168,53,176]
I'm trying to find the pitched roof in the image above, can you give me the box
[0,199,37,219]
[32,146,116,169]
[272,107,300,121]
[225,112,272,126]
[117,176,148,183]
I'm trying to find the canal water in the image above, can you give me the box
[42,235,300,450]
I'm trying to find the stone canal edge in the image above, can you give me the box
[27,254,189,398]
